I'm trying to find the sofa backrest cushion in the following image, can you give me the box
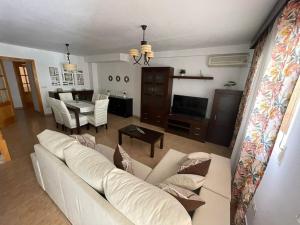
[104,168,192,225]
[37,129,76,160]
[64,143,115,193]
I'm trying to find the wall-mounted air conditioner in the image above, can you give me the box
[208,53,249,67]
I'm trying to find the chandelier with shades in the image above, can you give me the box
[63,43,77,72]
[129,25,154,66]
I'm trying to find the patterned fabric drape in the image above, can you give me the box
[229,34,268,150]
[232,1,300,225]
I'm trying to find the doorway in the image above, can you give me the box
[13,61,34,110]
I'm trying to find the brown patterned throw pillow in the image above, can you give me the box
[158,183,205,213]
[113,145,134,174]
[71,134,96,149]
[178,159,211,176]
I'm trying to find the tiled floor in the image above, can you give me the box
[0,109,230,225]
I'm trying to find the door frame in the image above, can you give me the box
[0,56,44,114]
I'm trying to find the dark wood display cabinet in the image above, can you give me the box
[165,113,209,142]
[207,89,243,147]
[140,67,174,127]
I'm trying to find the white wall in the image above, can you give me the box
[0,42,91,114]
[2,60,23,108]
[96,44,250,117]
[97,62,141,116]
[246,103,300,225]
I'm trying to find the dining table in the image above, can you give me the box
[65,100,94,134]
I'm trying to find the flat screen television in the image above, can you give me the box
[172,95,208,118]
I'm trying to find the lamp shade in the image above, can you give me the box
[63,63,77,72]
[141,44,152,54]
[147,51,154,58]
[129,49,139,57]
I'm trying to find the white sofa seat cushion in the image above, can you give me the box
[64,143,115,193]
[104,168,192,225]
[192,188,230,225]
[95,143,152,180]
[37,129,77,160]
[203,154,231,199]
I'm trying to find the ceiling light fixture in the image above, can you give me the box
[129,25,154,66]
[63,43,77,72]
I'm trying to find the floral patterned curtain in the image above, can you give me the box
[232,1,300,225]
[229,34,268,150]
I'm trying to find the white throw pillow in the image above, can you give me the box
[187,152,211,160]
[103,168,192,225]
[164,174,205,190]
[37,129,76,160]
[64,143,115,193]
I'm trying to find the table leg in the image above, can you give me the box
[119,131,122,145]
[151,143,154,158]
[160,135,164,149]
[74,110,80,134]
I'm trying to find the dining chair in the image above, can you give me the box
[59,92,73,102]
[91,92,100,103]
[57,100,88,134]
[47,97,64,129]
[87,99,109,133]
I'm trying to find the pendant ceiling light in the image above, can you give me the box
[129,25,154,66]
[63,43,77,72]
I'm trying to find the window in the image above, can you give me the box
[18,65,31,93]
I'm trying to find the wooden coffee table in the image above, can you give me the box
[118,124,164,158]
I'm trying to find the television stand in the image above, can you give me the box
[165,113,209,142]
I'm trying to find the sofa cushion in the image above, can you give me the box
[158,183,205,213]
[95,143,152,180]
[64,143,115,193]
[146,149,186,184]
[163,174,205,190]
[203,154,231,199]
[114,145,134,174]
[187,152,211,160]
[192,188,230,225]
[178,159,211,176]
[104,168,192,225]
[71,134,96,149]
[37,129,76,160]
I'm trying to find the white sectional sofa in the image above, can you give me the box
[31,133,231,225]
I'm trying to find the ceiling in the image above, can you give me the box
[0,0,277,56]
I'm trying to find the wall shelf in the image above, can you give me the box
[171,76,214,80]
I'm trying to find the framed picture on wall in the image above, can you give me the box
[76,70,84,85]
[62,69,75,86]
[49,67,60,86]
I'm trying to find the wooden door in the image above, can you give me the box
[13,62,34,110]
[207,89,242,146]
[0,60,15,128]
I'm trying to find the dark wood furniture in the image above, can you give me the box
[207,89,243,147]
[140,67,174,127]
[165,113,209,142]
[49,90,94,101]
[171,76,214,80]
[118,124,164,158]
[108,96,133,118]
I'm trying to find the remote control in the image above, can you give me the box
[136,127,145,134]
